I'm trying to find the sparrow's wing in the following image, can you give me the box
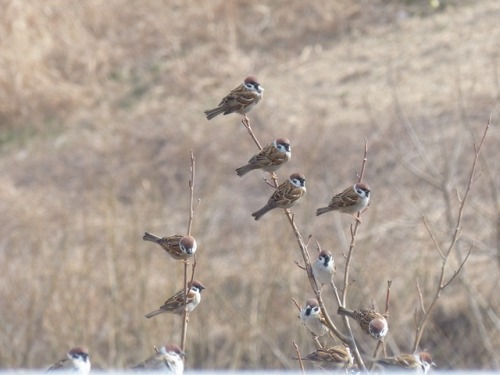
[377,354,419,368]
[329,186,359,209]
[160,289,185,310]
[219,84,259,111]
[47,358,71,371]
[253,144,287,167]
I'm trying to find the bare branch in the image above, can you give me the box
[422,217,445,260]
[292,341,305,375]
[442,244,473,289]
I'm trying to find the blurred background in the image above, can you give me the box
[0,0,499,370]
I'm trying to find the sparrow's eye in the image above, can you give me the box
[312,306,320,313]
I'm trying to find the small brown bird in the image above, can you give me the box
[131,343,185,374]
[205,76,264,120]
[316,182,371,217]
[312,250,336,285]
[145,280,205,318]
[375,352,436,374]
[337,306,388,340]
[47,347,90,375]
[293,345,353,370]
[236,138,291,177]
[143,233,197,260]
[252,172,306,220]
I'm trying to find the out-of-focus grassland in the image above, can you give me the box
[0,0,499,370]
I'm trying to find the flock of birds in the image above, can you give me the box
[45,77,435,374]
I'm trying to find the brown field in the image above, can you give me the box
[1,0,499,370]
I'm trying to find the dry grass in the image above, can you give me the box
[0,0,499,370]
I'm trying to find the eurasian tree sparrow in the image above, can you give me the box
[132,343,185,374]
[312,250,336,285]
[299,298,329,337]
[143,233,197,261]
[205,76,264,120]
[47,347,90,375]
[375,352,436,374]
[316,182,371,217]
[145,280,205,318]
[293,344,353,370]
[337,306,388,340]
[252,173,306,220]
[236,138,291,177]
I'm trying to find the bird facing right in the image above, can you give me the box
[47,347,90,375]
[299,298,329,337]
[131,343,185,374]
[145,280,205,318]
[375,352,436,374]
[252,172,306,220]
[316,182,371,217]
[337,306,388,340]
[204,76,264,120]
[143,233,197,261]
[236,138,291,176]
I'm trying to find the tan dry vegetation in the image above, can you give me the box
[0,0,499,370]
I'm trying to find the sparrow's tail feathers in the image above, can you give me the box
[204,107,225,120]
[145,309,164,319]
[252,205,272,221]
[143,232,161,243]
[235,164,255,177]
[316,206,333,216]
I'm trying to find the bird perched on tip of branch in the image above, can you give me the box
[47,347,90,375]
[143,233,197,261]
[337,306,388,340]
[204,76,264,120]
[299,298,329,337]
[131,343,185,374]
[316,182,371,218]
[293,344,353,370]
[374,352,436,374]
[252,172,306,220]
[236,138,291,176]
[145,280,205,318]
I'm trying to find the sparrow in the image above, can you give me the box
[204,76,264,120]
[145,280,205,318]
[131,343,185,374]
[236,138,291,177]
[316,182,371,217]
[143,233,197,261]
[252,172,306,220]
[337,306,388,340]
[47,347,90,375]
[293,344,353,370]
[299,298,329,337]
[312,250,336,285]
[375,352,436,374]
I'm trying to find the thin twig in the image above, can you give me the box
[181,151,197,351]
[292,341,306,375]
[412,120,490,351]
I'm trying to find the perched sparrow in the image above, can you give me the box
[145,280,205,318]
[236,138,291,177]
[252,172,306,220]
[299,298,329,337]
[143,233,197,261]
[47,347,90,375]
[204,76,264,120]
[132,343,185,374]
[316,182,371,217]
[337,306,388,340]
[293,345,353,370]
[312,250,336,285]
[375,352,436,374]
